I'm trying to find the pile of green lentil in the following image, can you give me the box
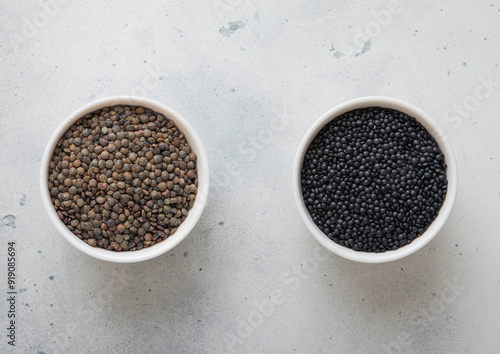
[48,105,198,251]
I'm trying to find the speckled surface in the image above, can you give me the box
[1,1,500,353]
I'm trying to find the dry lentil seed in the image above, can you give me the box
[48,105,198,252]
[301,107,447,253]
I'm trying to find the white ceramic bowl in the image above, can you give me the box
[293,97,457,263]
[40,96,209,263]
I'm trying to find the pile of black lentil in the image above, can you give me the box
[48,105,198,251]
[301,107,447,252]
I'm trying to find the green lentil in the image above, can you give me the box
[48,105,198,252]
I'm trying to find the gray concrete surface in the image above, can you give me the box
[1,0,499,353]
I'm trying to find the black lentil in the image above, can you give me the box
[301,107,447,253]
[48,105,198,251]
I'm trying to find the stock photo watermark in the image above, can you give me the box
[6,241,17,347]
[211,106,287,189]
[50,267,131,351]
[89,63,164,100]
[444,75,500,130]
[330,0,402,61]
[129,65,165,98]
[214,0,245,21]
[224,247,330,352]
[7,0,70,53]
[381,277,467,353]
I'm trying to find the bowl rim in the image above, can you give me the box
[292,96,458,263]
[40,96,209,263]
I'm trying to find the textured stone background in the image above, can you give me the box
[1,0,499,353]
